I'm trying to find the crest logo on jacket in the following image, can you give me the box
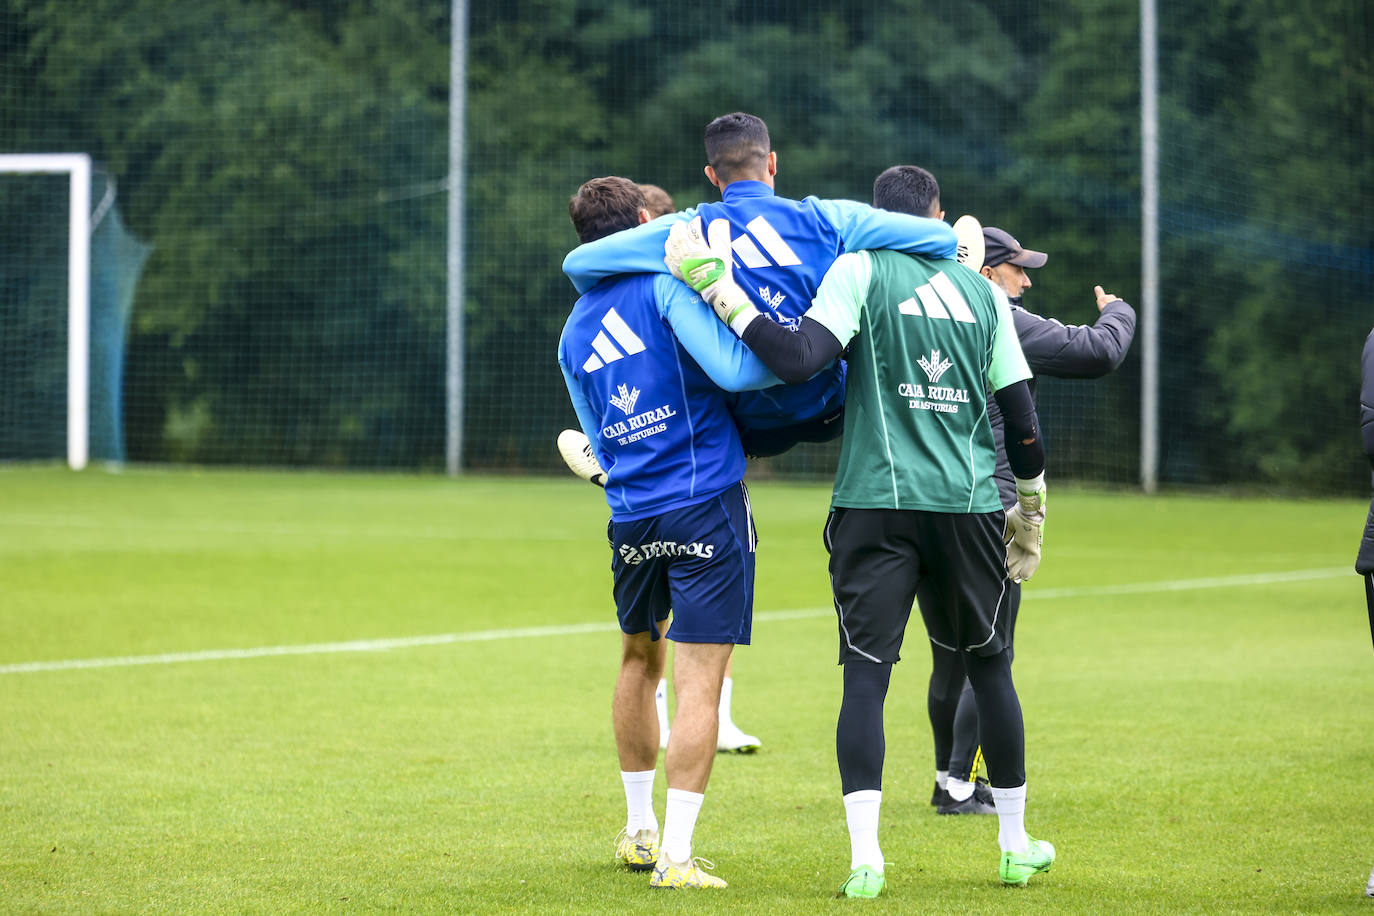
[609,384,640,415]
[918,350,953,384]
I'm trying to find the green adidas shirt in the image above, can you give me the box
[807,250,1031,512]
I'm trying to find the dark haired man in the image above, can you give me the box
[665,170,1056,896]
[930,223,1137,815]
[568,182,759,755]
[559,176,781,889]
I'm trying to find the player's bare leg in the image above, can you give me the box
[611,619,668,870]
[652,640,733,889]
[716,653,761,753]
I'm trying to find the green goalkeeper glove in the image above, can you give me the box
[1004,475,1046,583]
[664,216,759,335]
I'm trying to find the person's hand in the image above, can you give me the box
[1094,285,1120,312]
[665,216,757,332]
[1004,484,1046,583]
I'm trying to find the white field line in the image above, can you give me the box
[0,513,563,542]
[0,567,1350,675]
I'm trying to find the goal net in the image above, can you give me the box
[0,155,149,468]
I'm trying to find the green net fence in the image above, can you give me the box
[0,0,1368,492]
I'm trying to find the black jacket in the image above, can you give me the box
[1357,328,1374,574]
[989,298,1138,507]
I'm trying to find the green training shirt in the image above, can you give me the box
[806,250,1031,512]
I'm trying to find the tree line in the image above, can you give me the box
[1,0,1368,490]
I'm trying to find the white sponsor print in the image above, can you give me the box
[601,401,678,446]
[898,379,970,414]
[609,383,640,415]
[618,539,717,566]
[918,349,953,383]
[895,350,970,412]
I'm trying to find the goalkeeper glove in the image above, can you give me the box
[664,216,759,335]
[1004,474,1046,583]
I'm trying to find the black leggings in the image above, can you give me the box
[963,648,1026,787]
[836,661,892,795]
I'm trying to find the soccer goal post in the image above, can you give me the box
[0,153,91,470]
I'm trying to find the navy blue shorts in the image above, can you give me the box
[609,483,756,645]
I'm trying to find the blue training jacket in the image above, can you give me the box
[558,272,779,521]
[562,182,957,429]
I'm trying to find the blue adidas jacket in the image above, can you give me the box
[558,272,778,521]
[562,182,957,430]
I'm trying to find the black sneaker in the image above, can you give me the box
[936,791,997,816]
[930,781,952,807]
[973,779,995,807]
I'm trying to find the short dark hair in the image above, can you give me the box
[704,112,771,184]
[872,165,941,218]
[569,177,646,243]
[637,183,675,219]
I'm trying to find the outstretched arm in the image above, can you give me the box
[656,275,781,392]
[561,211,693,295]
[1015,289,1137,378]
[812,198,958,260]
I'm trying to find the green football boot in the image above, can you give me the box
[837,864,885,899]
[999,836,1055,886]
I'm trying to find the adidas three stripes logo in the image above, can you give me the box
[897,272,977,323]
[582,308,646,373]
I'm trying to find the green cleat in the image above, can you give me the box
[1000,836,1055,886]
[837,864,885,899]
[613,827,660,872]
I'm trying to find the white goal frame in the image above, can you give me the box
[0,153,91,470]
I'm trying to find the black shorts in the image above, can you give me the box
[824,507,1012,664]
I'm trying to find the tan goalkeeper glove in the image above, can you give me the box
[664,216,759,335]
[1004,474,1046,583]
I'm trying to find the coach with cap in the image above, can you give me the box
[929,222,1139,816]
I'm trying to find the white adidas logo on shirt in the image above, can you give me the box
[896,272,976,323]
[582,307,646,372]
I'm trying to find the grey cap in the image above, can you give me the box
[982,227,1047,269]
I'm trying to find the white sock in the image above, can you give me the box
[718,676,734,725]
[945,776,975,802]
[655,679,670,735]
[662,788,705,863]
[621,770,658,834]
[935,769,949,789]
[843,789,884,872]
[990,783,1029,854]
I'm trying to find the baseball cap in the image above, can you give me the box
[982,227,1047,269]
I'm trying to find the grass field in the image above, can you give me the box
[1,465,1371,914]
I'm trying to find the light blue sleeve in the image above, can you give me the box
[559,356,602,451]
[561,210,694,294]
[655,275,781,392]
[812,198,958,260]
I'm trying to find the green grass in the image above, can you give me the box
[1,465,1371,914]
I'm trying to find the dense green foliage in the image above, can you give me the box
[0,1,1368,489]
